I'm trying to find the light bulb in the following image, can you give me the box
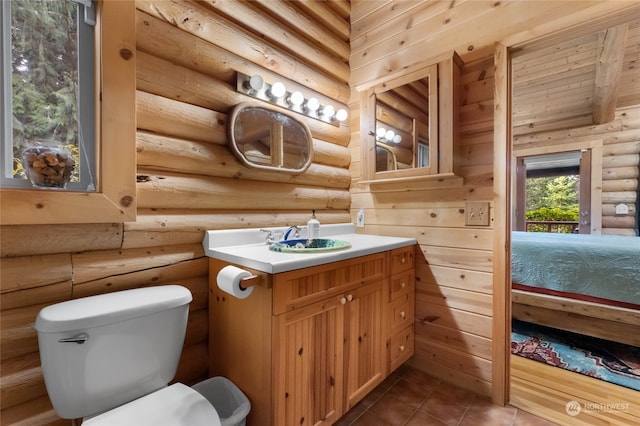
[322,104,335,117]
[385,130,395,140]
[246,75,264,92]
[392,134,402,144]
[335,109,348,121]
[376,127,386,139]
[306,97,320,112]
[289,91,304,107]
[270,81,286,99]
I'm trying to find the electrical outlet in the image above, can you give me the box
[465,201,490,226]
[615,203,629,215]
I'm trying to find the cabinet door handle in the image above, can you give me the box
[400,311,406,319]
[400,256,406,264]
[401,281,406,288]
[399,345,405,351]
[340,297,347,305]
[346,294,353,302]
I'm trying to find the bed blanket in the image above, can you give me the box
[511,232,640,306]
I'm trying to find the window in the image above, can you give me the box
[1,0,95,191]
[0,1,136,224]
[514,150,593,234]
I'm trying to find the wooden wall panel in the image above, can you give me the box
[350,55,497,397]
[0,1,351,423]
[136,132,351,188]
[122,210,351,249]
[511,355,640,425]
[0,223,123,258]
[136,0,350,103]
[350,1,640,89]
[619,19,640,108]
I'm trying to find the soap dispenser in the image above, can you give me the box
[307,210,320,239]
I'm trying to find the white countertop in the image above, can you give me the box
[203,224,416,273]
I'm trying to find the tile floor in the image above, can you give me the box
[334,365,557,426]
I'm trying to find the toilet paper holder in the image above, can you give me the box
[239,273,264,290]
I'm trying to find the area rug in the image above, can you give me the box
[511,320,640,391]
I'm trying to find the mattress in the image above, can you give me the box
[511,232,640,306]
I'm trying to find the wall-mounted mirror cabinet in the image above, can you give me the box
[228,103,313,173]
[360,52,462,185]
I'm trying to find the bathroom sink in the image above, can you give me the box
[269,238,352,253]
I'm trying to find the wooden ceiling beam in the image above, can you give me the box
[592,24,628,124]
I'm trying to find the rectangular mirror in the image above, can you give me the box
[360,52,461,184]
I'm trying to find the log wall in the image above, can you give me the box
[514,106,640,236]
[0,1,351,424]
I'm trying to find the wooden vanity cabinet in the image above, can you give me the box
[209,246,415,426]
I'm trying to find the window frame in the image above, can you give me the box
[0,0,136,224]
[513,140,603,235]
[514,150,592,234]
[1,0,96,191]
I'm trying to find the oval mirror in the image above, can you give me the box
[228,103,313,173]
[375,143,397,172]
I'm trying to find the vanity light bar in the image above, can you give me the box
[237,72,347,127]
[375,126,402,144]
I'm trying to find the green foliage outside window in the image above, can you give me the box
[526,175,580,233]
[10,0,79,180]
[526,207,579,222]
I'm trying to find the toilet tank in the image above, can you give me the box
[35,285,193,419]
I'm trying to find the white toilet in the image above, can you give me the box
[35,285,221,425]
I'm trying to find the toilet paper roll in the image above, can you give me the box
[217,265,255,299]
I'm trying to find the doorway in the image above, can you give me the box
[495,14,640,425]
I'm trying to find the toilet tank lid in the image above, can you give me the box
[36,285,193,333]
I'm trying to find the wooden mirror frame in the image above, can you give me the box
[228,103,313,174]
[360,51,462,188]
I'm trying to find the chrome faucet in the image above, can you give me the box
[259,229,275,245]
[283,225,303,240]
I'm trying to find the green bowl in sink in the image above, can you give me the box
[269,238,352,253]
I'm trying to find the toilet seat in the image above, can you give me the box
[82,383,221,426]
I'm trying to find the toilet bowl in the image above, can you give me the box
[82,383,219,426]
[35,285,221,425]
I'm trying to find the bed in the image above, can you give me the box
[511,231,640,347]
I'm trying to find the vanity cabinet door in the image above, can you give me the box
[342,281,385,410]
[274,297,345,426]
